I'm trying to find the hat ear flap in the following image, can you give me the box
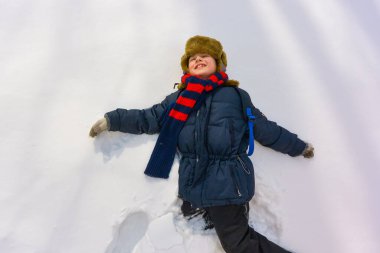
[181,54,189,73]
[221,51,227,67]
[218,51,227,72]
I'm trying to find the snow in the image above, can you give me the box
[1,0,380,252]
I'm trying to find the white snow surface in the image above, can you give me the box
[1,0,380,252]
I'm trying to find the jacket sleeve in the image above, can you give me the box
[251,104,306,157]
[104,91,179,135]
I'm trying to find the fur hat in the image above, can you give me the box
[177,35,239,89]
[180,35,227,73]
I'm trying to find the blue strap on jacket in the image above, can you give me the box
[246,107,255,156]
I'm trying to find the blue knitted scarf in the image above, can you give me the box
[144,72,229,178]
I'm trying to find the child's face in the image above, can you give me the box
[188,53,217,79]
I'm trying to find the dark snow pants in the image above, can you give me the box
[205,204,292,253]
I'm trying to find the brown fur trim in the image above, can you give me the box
[177,82,186,90]
[224,79,239,87]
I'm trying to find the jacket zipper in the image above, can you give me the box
[236,185,242,197]
[231,165,242,198]
[228,119,234,152]
[237,156,250,174]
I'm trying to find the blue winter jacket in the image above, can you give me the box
[105,86,306,208]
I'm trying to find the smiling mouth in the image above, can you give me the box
[195,64,206,69]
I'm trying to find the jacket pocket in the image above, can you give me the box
[204,160,242,200]
[178,158,195,198]
[237,155,250,175]
[236,155,255,197]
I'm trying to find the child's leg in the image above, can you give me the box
[205,204,292,253]
[181,200,215,229]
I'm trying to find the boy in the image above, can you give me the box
[90,35,314,253]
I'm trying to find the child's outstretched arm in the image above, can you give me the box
[89,90,180,137]
[251,105,314,158]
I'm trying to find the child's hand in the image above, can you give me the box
[89,118,108,137]
[302,143,314,158]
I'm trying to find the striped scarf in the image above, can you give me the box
[144,71,229,178]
